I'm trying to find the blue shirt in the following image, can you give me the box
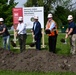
[49,22,56,30]
[68,21,76,35]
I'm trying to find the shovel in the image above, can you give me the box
[10,40,17,47]
[29,42,36,47]
[60,38,67,44]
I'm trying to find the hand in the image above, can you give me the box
[31,29,33,32]
[65,34,68,39]
[15,30,19,32]
[0,31,2,34]
[45,29,50,34]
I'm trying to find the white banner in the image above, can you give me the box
[23,7,44,29]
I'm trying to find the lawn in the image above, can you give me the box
[0,29,70,54]
[0,70,76,75]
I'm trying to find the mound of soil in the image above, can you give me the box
[0,48,76,72]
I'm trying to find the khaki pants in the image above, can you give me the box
[70,34,76,55]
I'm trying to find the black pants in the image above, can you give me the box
[18,34,26,52]
[35,38,41,50]
[48,35,57,53]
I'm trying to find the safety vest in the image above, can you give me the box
[46,20,58,36]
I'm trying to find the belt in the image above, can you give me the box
[18,34,26,35]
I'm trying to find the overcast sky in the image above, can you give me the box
[15,0,76,7]
[15,0,27,7]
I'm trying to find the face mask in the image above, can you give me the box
[19,21,23,23]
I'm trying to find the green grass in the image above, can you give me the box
[25,31,70,55]
[8,29,71,55]
[56,33,70,55]
[0,32,71,54]
[0,70,76,75]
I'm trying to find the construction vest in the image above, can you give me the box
[46,20,58,36]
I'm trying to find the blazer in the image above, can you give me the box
[32,21,42,40]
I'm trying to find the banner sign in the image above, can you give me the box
[23,7,44,29]
[13,7,44,29]
[12,8,23,29]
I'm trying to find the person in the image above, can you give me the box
[65,15,76,55]
[32,15,42,50]
[0,18,10,50]
[16,16,27,52]
[45,13,58,53]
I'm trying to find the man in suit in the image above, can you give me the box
[32,15,42,50]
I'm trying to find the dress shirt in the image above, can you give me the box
[49,22,55,31]
[16,23,26,34]
[34,22,36,30]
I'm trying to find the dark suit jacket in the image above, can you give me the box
[32,21,42,40]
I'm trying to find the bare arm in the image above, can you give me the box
[67,28,73,35]
[65,28,69,33]
[0,28,6,34]
[65,28,73,38]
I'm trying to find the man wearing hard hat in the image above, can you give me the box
[16,16,27,52]
[32,15,42,50]
[65,15,76,55]
[0,18,10,50]
[45,13,58,53]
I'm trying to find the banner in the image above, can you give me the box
[12,8,23,29]
[23,7,44,29]
[13,7,44,29]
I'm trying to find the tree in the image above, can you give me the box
[24,0,73,27]
[0,0,17,27]
[54,6,72,25]
[71,9,76,22]
[52,0,72,8]
[24,0,55,24]
[54,5,76,31]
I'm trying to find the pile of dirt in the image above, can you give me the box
[0,48,76,72]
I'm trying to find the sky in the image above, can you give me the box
[15,0,27,7]
[72,0,76,3]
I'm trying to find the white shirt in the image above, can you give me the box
[16,22,26,34]
[34,23,36,30]
[49,22,56,31]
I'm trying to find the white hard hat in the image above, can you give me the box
[0,18,4,21]
[67,15,73,20]
[34,15,38,19]
[18,16,23,21]
[48,14,53,18]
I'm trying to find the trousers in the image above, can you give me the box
[3,35,10,50]
[48,35,57,53]
[18,34,26,52]
[70,34,76,55]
